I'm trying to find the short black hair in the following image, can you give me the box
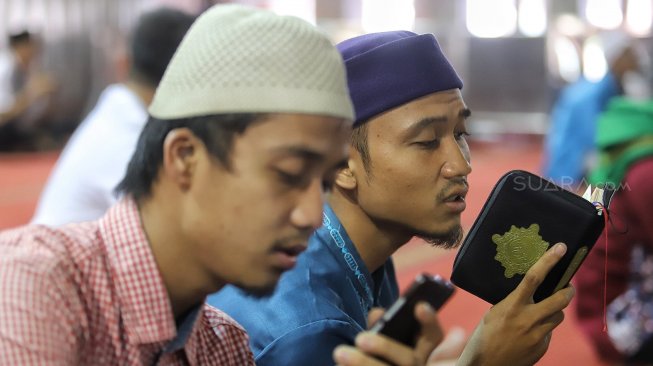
[129,8,195,87]
[8,31,32,48]
[116,114,262,201]
[351,122,372,175]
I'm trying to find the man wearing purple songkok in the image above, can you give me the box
[211,30,574,366]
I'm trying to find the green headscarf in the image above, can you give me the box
[589,97,653,188]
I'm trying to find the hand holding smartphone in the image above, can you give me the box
[369,273,455,347]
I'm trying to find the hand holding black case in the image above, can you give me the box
[451,170,605,304]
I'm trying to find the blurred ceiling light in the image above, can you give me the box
[554,36,581,83]
[518,0,547,37]
[585,0,623,29]
[361,0,415,33]
[555,14,587,37]
[626,0,653,36]
[466,0,517,38]
[28,0,47,30]
[144,0,203,14]
[269,0,316,25]
[583,36,608,81]
[6,0,28,34]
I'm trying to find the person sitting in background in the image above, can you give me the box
[575,96,653,364]
[1,5,442,365]
[0,30,55,151]
[210,30,575,366]
[543,31,647,190]
[31,7,195,226]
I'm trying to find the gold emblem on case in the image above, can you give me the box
[492,224,550,278]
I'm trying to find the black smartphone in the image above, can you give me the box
[369,273,455,347]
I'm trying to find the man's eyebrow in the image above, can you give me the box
[403,116,447,140]
[272,146,325,162]
[272,146,349,173]
[403,108,471,141]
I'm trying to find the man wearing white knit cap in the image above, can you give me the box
[0,4,437,365]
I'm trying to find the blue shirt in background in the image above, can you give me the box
[208,204,398,366]
[543,72,619,187]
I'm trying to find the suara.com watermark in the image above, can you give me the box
[511,176,631,193]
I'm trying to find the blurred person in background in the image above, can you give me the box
[31,7,195,226]
[1,5,444,365]
[575,96,653,365]
[543,31,649,190]
[211,30,575,366]
[0,30,56,151]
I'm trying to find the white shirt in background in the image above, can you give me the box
[0,51,17,113]
[31,84,147,226]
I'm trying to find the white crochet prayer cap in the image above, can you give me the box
[149,4,354,122]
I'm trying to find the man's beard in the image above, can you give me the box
[235,281,278,299]
[417,224,464,249]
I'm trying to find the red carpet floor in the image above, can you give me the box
[0,151,60,229]
[0,138,610,365]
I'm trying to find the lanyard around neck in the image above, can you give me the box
[322,212,374,315]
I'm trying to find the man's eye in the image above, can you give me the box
[277,170,303,186]
[455,131,470,141]
[414,139,440,149]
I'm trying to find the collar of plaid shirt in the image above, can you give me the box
[100,198,181,345]
[99,199,255,364]
[101,198,257,364]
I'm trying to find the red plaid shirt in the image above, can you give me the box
[0,198,254,365]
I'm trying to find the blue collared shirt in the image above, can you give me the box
[207,204,398,366]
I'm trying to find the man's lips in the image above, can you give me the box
[271,244,308,270]
[442,186,468,213]
[442,186,469,203]
[275,244,307,257]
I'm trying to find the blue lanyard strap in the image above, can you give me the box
[322,212,374,314]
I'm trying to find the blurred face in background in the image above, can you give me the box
[615,45,653,99]
[12,39,39,69]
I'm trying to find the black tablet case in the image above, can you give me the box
[451,170,605,304]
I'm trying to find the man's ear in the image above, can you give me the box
[162,128,199,192]
[335,159,357,190]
